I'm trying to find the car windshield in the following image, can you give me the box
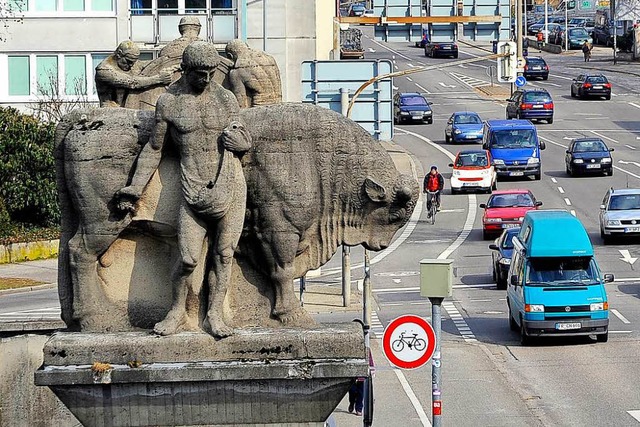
[454,114,481,124]
[527,58,545,66]
[574,140,607,152]
[456,153,488,167]
[569,28,589,37]
[490,129,537,148]
[401,96,428,106]
[501,230,519,249]
[488,193,534,208]
[586,76,608,84]
[523,92,552,102]
[526,257,599,286]
[569,18,586,25]
[609,194,640,210]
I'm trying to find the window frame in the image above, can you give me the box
[18,0,116,16]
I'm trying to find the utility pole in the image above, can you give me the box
[516,0,524,60]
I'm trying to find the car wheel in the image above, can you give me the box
[394,115,399,125]
[547,116,553,124]
[509,307,518,331]
[506,111,511,119]
[606,94,611,100]
[492,180,497,191]
[602,233,611,245]
[570,87,576,98]
[566,163,573,176]
[596,332,609,343]
[542,75,548,80]
[520,317,532,346]
[453,52,459,59]
[492,266,497,282]
[607,168,613,177]
[578,89,584,99]
[534,171,541,180]
[424,49,428,57]
[451,188,459,195]
[516,112,522,120]
[482,230,491,240]
[445,134,451,143]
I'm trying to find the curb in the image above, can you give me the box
[0,283,57,296]
[0,239,60,265]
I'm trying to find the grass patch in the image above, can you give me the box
[0,277,46,291]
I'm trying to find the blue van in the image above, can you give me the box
[482,120,545,180]
[507,210,613,345]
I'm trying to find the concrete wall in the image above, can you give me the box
[0,334,78,427]
[246,0,334,102]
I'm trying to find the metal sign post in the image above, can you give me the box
[429,297,444,426]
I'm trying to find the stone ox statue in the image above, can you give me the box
[55,103,419,334]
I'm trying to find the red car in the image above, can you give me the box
[479,189,542,240]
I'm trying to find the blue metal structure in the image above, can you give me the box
[373,0,423,43]
[301,60,394,141]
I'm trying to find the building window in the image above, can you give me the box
[8,0,28,13]
[36,55,59,95]
[92,53,109,94]
[8,56,30,96]
[35,0,57,11]
[91,0,112,10]
[211,0,231,8]
[64,0,85,11]
[158,0,177,14]
[65,55,87,95]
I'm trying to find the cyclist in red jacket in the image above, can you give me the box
[423,165,445,218]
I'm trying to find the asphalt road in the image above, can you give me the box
[2,32,640,427]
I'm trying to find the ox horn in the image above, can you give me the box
[393,175,418,204]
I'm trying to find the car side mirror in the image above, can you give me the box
[565,150,570,154]
[609,148,614,152]
[535,201,543,206]
[604,273,614,283]
[448,163,454,167]
[489,244,499,250]
[428,102,434,105]
[600,204,606,210]
[510,275,518,286]
[505,98,511,102]
[479,203,487,209]
[482,143,488,150]
[539,141,546,150]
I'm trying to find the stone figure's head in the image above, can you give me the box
[225,39,249,62]
[181,41,221,92]
[178,16,201,37]
[114,40,140,72]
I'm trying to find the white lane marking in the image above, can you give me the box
[558,187,565,194]
[564,198,572,206]
[374,286,420,293]
[629,102,640,110]
[591,130,618,144]
[539,82,561,87]
[626,145,637,150]
[415,83,431,94]
[407,77,413,81]
[611,309,631,324]
[554,75,575,81]
[551,177,558,183]
[628,410,640,423]
[610,330,633,334]
[368,37,413,61]
[371,311,385,336]
[573,113,603,116]
[458,64,468,68]
[394,369,432,427]
[407,63,414,67]
[619,249,638,266]
[443,301,476,342]
[470,299,492,302]
[539,135,567,149]
[381,303,404,306]
[438,82,456,88]
[374,284,496,294]
[394,64,399,70]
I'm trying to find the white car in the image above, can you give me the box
[449,149,497,194]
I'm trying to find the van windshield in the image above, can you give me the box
[526,257,599,286]
[490,129,536,149]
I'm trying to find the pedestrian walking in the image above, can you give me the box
[536,30,544,51]
[582,41,592,62]
[347,377,364,416]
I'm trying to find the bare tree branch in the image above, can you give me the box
[31,71,97,123]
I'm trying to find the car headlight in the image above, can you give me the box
[481,169,489,175]
[453,170,461,176]
[486,218,502,223]
[527,157,539,164]
[400,111,409,115]
[499,258,511,265]
[607,219,620,226]
[590,302,606,311]
[525,304,544,312]
[601,158,612,163]
[425,110,432,115]
[454,129,462,134]
[573,159,584,164]
[493,159,505,165]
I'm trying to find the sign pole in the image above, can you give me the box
[430,297,444,427]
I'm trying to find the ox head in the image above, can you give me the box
[344,174,419,251]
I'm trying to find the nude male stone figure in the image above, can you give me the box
[225,39,282,108]
[115,41,251,338]
[95,40,173,108]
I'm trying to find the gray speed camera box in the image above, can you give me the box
[420,259,453,298]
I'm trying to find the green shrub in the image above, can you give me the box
[0,107,59,228]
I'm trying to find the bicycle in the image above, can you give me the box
[391,331,427,352]
[426,190,439,225]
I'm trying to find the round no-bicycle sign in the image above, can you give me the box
[382,315,436,370]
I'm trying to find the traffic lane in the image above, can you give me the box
[0,288,60,314]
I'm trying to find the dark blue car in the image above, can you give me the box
[489,227,521,289]
[393,92,433,124]
[565,137,614,177]
[505,88,554,124]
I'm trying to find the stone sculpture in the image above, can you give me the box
[95,40,173,108]
[225,39,283,107]
[115,41,251,338]
[158,16,203,59]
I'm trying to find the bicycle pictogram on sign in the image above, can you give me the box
[382,315,436,370]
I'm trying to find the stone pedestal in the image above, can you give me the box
[35,323,367,427]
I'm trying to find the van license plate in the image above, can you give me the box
[624,226,640,233]
[412,115,422,120]
[509,171,524,176]
[556,322,581,330]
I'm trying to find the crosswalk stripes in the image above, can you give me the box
[371,311,385,338]
[448,71,491,89]
[0,307,61,322]
[442,301,477,343]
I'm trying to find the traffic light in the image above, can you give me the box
[496,41,517,83]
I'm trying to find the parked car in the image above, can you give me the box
[479,189,542,239]
[523,56,549,80]
[592,20,624,46]
[570,74,612,100]
[489,227,520,289]
[549,24,565,44]
[529,22,563,38]
[599,188,640,244]
[424,42,458,58]
[565,137,614,177]
[561,27,592,49]
[449,149,497,194]
[505,88,554,124]
[444,111,483,143]
[347,3,366,16]
[568,17,595,34]
[393,92,433,124]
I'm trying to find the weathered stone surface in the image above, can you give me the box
[55,102,418,335]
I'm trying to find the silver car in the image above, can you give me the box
[599,188,640,244]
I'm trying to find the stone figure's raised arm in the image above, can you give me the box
[96,64,172,91]
[114,97,170,213]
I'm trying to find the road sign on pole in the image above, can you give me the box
[382,315,436,369]
[496,41,517,83]
[515,75,527,88]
